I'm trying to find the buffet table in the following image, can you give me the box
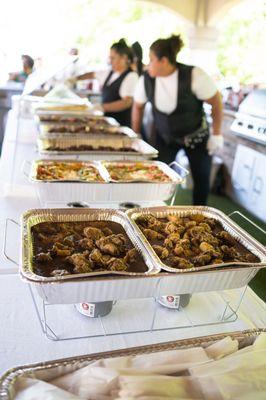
[0,108,265,376]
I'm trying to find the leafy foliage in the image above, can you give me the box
[217,4,266,84]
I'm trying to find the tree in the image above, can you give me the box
[217,3,266,84]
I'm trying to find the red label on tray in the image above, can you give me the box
[166,296,175,303]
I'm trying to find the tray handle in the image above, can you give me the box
[228,211,266,235]
[3,219,20,265]
[169,161,189,180]
[21,160,31,178]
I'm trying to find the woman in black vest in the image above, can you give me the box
[76,39,138,127]
[132,35,223,205]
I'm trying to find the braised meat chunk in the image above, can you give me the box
[35,252,52,263]
[135,213,259,270]
[142,229,165,241]
[107,257,127,271]
[96,234,126,256]
[31,220,147,277]
[66,253,94,273]
[83,227,104,240]
[153,245,169,259]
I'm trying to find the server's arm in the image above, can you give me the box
[132,101,145,134]
[205,91,223,136]
[103,96,133,113]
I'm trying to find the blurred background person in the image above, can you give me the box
[8,54,34,83]
[75,39,138,127]
[131,41,145,76]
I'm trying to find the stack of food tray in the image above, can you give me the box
[34,110,157,160]
[36,136,158,160]
[20,206,266,304]
[36,112,137,139]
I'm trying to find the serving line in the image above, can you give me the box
[0,99,265,377]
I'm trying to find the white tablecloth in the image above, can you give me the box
[0,109,265,376]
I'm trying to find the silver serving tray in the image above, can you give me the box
[35,112,118,125]
[126,206,266,273]
[0,329,264,400]
[37,137,158,159]
[21,208,159,283]
[25,160,181,203]
[39,124,137,139]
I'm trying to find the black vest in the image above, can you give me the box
[144,62,204,143]
[102,69,132,127]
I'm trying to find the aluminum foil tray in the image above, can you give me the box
[127,206,266,274]
[0,329,264,400]
[37,137,158,161]
[21,208,159,282]
[34,109,103,118]
[26,159,181,203]
[100,160,183,202]
[21,209,161,304]
[38,124,137,139]
[27,159,109,203]
[35,112,119,125]
[29,160,108,183]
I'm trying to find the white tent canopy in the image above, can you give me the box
[142,0,245,71]
[144,0,244,27]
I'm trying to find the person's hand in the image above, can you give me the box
[207,135,224,155]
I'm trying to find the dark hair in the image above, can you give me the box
[22,55,34,69]
[131,41,143,75]
[132,41,143,61]
[111,38,133,62]
[150,35,184,64]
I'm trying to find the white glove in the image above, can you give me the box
[207,135,224,156]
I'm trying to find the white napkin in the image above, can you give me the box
[102,347,210,375]
[51,365,119,399]
[205,337,238,360]
[14,377,83,400]
[115,397,200,400]
[116,375,203,399]
[190,348,266,377]
[199,367,266,400]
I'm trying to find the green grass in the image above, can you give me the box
[172,189,266,302]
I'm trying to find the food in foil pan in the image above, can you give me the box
[38,115,117,124]
[36,161,104,182]
[135,213,259,269]
[103,161,172,182]
[45,145,137,152]
[31,221,148,277]
[36,104,90,112]
[42,123,123,135]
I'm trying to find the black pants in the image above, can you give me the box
[155,135,212,206]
